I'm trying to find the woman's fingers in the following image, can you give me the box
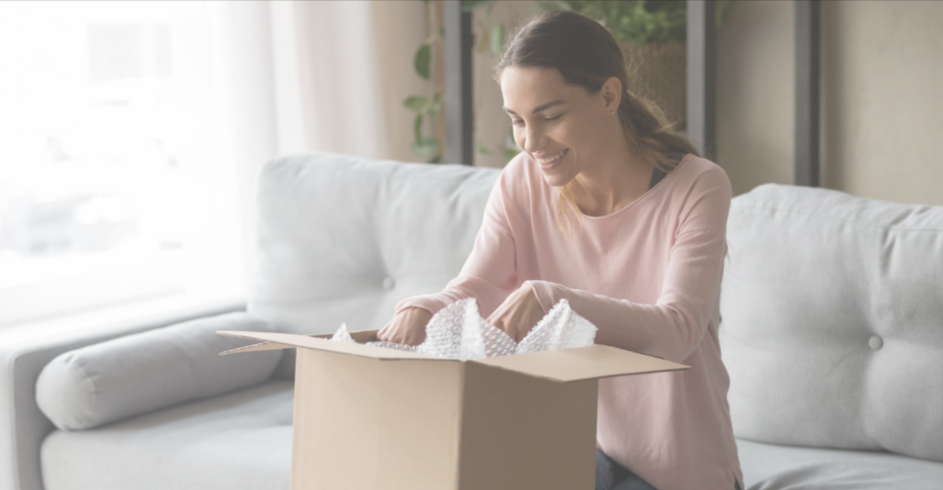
[377,317,398,342]
[488,283,544,342]
[376,307,432,346]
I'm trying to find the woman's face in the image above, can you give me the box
[500,66,616,187]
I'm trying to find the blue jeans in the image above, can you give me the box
[595,449,742,490]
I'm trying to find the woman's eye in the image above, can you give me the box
[511,114,563,126]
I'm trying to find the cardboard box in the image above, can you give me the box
[217,328,688,490]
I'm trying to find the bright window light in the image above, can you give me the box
[0,1,243,326]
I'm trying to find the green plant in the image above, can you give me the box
[403,0,445,163]
[404,0,512,164]
[537,0,734,46]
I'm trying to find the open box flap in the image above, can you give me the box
[216,330,446,361]
[472,344,689,383]
[218,340,296,356]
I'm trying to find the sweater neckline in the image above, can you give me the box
[574,153,690,222]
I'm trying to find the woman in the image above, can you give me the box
[378,9,742,490]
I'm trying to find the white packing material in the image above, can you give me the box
[330,297,597,360]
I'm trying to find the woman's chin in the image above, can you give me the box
[540,171,574,188]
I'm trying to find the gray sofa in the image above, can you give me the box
[1,150,941,490]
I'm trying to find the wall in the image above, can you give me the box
[714,0,942,205]
[820,0,943,206]
[715,0,795,197]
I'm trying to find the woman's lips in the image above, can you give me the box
[538,149,568,171]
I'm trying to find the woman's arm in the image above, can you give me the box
[526,168,731,364]
[394,170,519,320]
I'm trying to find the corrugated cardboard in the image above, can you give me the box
[218,329,688,490]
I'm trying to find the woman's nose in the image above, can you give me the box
[523,126,544,153]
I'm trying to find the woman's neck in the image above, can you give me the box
[571,135,653,217]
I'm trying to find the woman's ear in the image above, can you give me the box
[601,77,623,114]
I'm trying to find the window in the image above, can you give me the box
[0,1,244,327]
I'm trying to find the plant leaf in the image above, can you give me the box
[543,0,691,45]
[414,44,431,80]
[491,23,506,57]
[413,114,423,142]
[462,0,495,13]
[404,96,428,114]
[429,93,443,115]
[412,137,440,158]
[475,139,491,155]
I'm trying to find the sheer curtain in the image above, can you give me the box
[209,0,391,301]
[0,0,399,327]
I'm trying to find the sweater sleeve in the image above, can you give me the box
[394,169,518,319]
[526,167,731,364]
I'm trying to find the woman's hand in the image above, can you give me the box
[486,282,546,342]
[376,307,433,346]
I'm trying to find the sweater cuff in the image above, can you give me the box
[394,295,445,317]
[523,280,561,315]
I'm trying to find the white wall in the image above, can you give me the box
[820,0,943,206]
[717,0,942,206]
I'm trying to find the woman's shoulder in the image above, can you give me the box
[668,153,732,198]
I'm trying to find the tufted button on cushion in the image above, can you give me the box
[382,277,395,291]
[721,183,943,463]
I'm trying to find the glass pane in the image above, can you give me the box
[0,1,225,323]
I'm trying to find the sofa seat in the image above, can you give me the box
[737,438,943,489]
[40,379,293,490]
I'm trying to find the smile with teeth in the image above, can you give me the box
[537,149,568,165]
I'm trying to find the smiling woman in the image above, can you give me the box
[495,9,699,236]
[378,10,742,490]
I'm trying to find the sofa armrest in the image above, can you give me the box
[0,298,246,490]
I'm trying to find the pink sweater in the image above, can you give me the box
[395,152,743,490]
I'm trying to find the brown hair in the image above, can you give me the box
[495,9,699,236]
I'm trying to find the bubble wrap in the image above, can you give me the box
[330,298,597,360]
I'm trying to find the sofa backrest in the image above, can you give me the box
[248,151,500,378]
[720,183,943,462]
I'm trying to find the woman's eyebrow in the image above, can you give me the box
[503,99,566,116]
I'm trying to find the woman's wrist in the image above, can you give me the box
[523,280,554,314]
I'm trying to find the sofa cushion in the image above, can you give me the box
[720,184,943,462]
[40,379,293,490]
[249,151,500,378]
[36,312,282,430]
[736,438,943,490]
